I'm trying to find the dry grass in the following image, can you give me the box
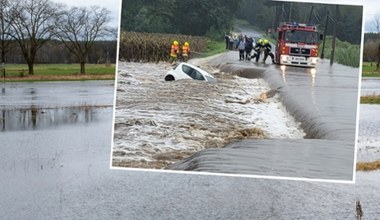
[356,161,380,172]
[360,95,380,104]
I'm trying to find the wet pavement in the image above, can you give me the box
[172,52,360,181]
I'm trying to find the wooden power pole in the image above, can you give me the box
[330,5,339,66]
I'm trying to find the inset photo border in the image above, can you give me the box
[111,0,364,183]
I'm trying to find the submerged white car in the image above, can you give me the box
[164,62,217,83]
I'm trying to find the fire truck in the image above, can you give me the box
[275,22,323,67]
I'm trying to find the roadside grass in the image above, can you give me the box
[360,95,380,104]
[356,161,380,172]
[202,40,228,57]
[2,63,116,81]
[320,36,360,67]
[362,62,380,77]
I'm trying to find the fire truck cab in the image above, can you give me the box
[275,22,322,67]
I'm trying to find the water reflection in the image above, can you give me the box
[279,65,316,87]
[1,106,107,131]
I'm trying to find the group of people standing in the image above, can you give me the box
[226,33,275,64]
[169,40,190,64]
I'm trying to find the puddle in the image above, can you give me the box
[1,106,111,132]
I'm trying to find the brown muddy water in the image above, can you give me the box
[112,61,305,170]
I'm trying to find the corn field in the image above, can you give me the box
[319,36,361,67]
[119,32,209,62]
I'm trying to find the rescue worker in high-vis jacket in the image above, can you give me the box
[251,38,264,62]
[181,42,190,62]
[169,40,180,64]
[262,39,275,64]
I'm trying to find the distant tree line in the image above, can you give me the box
[2,40,117,64]
[121,0,243,38]
[237,0,362,45]
[0,0,116,75]
[363,33,380,66]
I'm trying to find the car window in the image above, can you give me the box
[193,70,205,80]
[182,64,194,77]
[204,75,216,83]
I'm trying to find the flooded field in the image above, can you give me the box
[361,77,380,96]
[358,78,380,162]
[0,78,379,219]
[0,81,114,178]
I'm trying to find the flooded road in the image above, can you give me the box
[172,52,359,181]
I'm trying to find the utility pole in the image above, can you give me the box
[1,5,5,93]
[288,2,293,22]
[330,5,339,66]
[308,6,314,23]
[321,11,329,59]
[280,3,285,22]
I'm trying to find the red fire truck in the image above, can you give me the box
[275,22,323,67]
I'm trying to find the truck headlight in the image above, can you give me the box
[281,55,288,63]
[311,58,318,64]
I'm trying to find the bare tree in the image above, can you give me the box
[0,0,15,78]
[8,0,63,75]
[55,6,111,74]
[372,15,380,70]
[373,15,380,33]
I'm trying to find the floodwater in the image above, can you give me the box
[112,61,305,169]
[172,52,359,181]
[358,78,380,162]
[361,77,380,96]
[0,77,380,219]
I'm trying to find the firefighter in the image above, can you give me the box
[181,42,190,62]
[251,38,264,62]
[169,40,180,64]
[262,39,275,64]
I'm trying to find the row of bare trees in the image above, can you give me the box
[0,0,116,75]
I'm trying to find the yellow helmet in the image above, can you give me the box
[173,40,179,45]
[184,42,189,46]
[264,39,269,44]
[258,39,263,44]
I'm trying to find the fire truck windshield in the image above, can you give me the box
[284,30,319,44]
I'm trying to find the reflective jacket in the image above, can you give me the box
[170,44,179,57]
[182,45,190,56]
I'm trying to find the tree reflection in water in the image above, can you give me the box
[0,105,104,131]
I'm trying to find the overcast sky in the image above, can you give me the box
[51,0,122,27]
